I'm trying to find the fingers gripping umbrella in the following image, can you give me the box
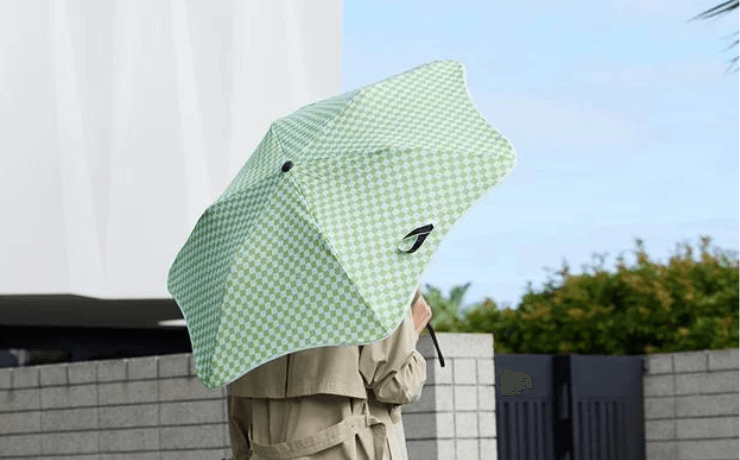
[167,60,516,389]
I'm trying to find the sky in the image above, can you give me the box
[342,0,739,310]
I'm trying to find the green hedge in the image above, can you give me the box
[426,236,739,355]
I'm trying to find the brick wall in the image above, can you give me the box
[643,348,739,460]
[0,334,492,460]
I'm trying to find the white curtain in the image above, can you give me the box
[0,0,341,298]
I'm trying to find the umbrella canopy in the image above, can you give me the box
[167,60,516,389]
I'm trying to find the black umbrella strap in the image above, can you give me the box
[401,224,434,253]
[426,323,445,367]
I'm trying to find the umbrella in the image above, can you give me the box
[167,60,516,389]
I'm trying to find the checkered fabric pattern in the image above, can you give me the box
[167,60,517,389]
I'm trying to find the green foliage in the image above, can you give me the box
[425,236,739,356]
[426,282,471,332]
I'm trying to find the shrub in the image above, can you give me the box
[425,236,739,355]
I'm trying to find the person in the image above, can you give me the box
[227,288,433,459]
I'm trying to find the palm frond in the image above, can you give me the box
[723,32,740,72]
[692,0,738,21]
[691,2,739,72]
[726,55,739,72]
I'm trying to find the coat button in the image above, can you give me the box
[282,161,293,172]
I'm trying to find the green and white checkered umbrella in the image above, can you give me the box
[167,60,516,389]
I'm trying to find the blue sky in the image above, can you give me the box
[342,0,739,310]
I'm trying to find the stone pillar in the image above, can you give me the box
[403,333,496,460]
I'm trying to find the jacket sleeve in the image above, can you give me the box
[359,306,427,405]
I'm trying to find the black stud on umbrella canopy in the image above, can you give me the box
[426,323,445,367]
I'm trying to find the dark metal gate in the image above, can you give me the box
[494,354,646,460]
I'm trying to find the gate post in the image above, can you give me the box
[553,355,574,460]
[404,333,495,460]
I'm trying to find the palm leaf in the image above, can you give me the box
[691,1,739,72]
[692,0,738,20]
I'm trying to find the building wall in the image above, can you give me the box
[643,348,739,460]
[0,0,342,299]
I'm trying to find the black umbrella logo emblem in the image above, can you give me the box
[398,224,434,253]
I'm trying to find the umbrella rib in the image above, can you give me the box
[271,127,387,337]
[274,88,363,163]
[205,176,283,386]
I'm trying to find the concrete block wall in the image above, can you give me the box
[0,354,230,460]
[0,334,494,460]
[404,333,495,460]
[3,340,737,460]
[643,348,739,460]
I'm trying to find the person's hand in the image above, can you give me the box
[411,288,433,336]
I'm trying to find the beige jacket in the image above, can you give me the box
[228,306,427,460]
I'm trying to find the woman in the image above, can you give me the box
[227,288,433,459]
